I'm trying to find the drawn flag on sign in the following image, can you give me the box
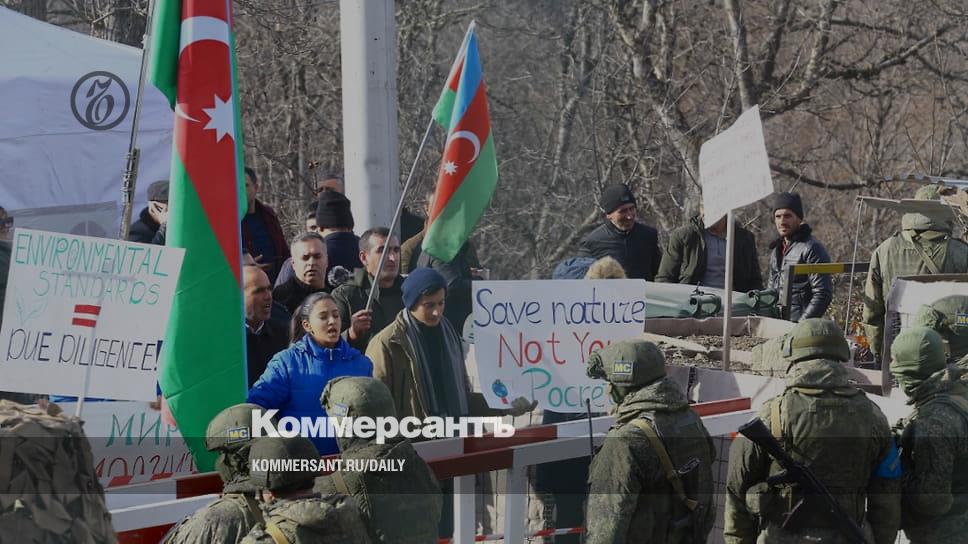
[72,304,101,328]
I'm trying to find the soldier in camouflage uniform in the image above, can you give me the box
[863,185,968,358]
[242,436,372,544]
[585,340,716,544]
[164,403,268,544]
[725,318,902,544]
[913,295,968,363]
[315,376,442,543]
[891,326,968,543]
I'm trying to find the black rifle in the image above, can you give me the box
[737,418,869,544]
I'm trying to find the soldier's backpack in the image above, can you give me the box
[258,494,371,544]
[0,400,116,543]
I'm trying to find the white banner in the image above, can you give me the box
[699,105,775,226]
[0,229,184,401]
[57,401,195,487]
[472,280,647,413]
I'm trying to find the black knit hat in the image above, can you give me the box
[599,184,636,214]
[147,180,169,203]
[772,192,804,219]
[315,191,355,230]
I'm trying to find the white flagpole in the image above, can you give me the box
[722,210,735,371]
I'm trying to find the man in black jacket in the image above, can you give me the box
[128,180,168,244]
[766,192,832,321]
[243,265,288,388]
[656,214,762,292]
[578,184,661,280]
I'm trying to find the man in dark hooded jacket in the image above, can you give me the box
[766,192,832,322]
[578,184,661,280]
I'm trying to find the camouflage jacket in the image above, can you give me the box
[725,359,901,544]
[862,230,968,355]
[240,493,372,544]
[164,492,262,544]
[898,365,968,543]
[585,377,716,544]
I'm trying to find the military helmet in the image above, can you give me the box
[586,340,665,387]
[914,184,945,200]
[890,327,946,386]
[914,295,968,336]
[321,376,396,419]
[248,436,320,492]
[205,403,264,452]
[781,318,850,363]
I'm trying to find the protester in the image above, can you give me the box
[242,436,372,544]
[913,295,968,362]
[585,341,716,544]
[725,318,900,543]
[128,179,169,245]
[890,327,968,543]
[247,292,372,455]
[863,185,968,357]
[241,167,289,283]
[314,171,344,195]
[316,191,361,274]
[578,183,661,280]
[272,232,329,315]
[656,214,762,292]
[366,267,535,420]
[766,192,833,321]
[243,266,289,389]
[316,377,442,543]
[163,404,267,544]
[331,228,404,352]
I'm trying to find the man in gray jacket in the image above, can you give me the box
[766,192,832,322]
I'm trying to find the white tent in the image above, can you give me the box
[0,7,172,237]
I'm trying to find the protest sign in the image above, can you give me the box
[472,280,647,413]
[699,105,774,227]
[57,401,195,487]
[0,229,185,401]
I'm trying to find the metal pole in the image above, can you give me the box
[722,211,736,371]
[843,199,865,335]
[119,0,156,241]
[365,118,435,311]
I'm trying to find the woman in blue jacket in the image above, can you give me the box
[248,292,372,454]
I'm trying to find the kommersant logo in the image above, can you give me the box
[251,409,516,444]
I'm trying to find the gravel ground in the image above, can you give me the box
[659,334,769,372]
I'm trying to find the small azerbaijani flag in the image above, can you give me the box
[147,0,248,471]
[422,22,498,262]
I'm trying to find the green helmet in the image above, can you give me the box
[903,184,955,231]
[586,340,665,387]
[321,376,396,419]
[781,318,850,364]
[914,295,968,336]
[205,403,264,452]
[248,436,320,492]
[914,184,945,200]
[890,327,946,390]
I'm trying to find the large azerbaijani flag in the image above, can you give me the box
[148,0,247,471]
[423,22,498,262]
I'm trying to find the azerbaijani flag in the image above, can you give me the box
[423,22,498,262]
[148,0,247,471]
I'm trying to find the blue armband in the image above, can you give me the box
[873,440,902,479]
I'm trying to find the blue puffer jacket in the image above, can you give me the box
[247,335,372,454]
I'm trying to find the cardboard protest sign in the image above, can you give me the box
[472,280,647,413]
[699,105,774,227]
[56,401,195,487]
[0,229,184,401]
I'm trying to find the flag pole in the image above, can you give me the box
[365,20,477,311]
[365,117,435,311]
[119,0,156,241]
[721,210,735,371]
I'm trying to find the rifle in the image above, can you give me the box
[737,418,869,544]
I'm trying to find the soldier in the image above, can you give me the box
[891,327,968,543]
[315,376,442,543]
[863,185,968,358]
[585,340,716,544]
[913,295,968,363]
[164,403,267,544]
[242,436,372,544]
[725,318,902,543]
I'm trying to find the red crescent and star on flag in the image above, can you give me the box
[172,2,242,284]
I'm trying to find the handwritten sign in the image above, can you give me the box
[0,229,184,401]
[472,280,647,413]
[57,401,195,487]
[699,105,774,226]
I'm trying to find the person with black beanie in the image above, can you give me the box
[316,191,361,278]
[766,192,833,321]
[577,184,662,280]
